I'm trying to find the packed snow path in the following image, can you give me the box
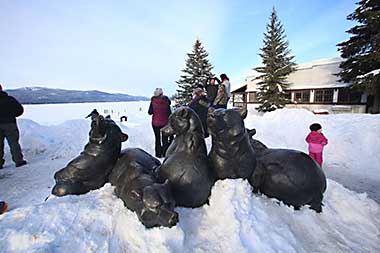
[0,104,379,252]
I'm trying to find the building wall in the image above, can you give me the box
[244,103,367,114]
[233,58,368,114]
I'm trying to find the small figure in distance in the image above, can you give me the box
[148,88,172,158]
[0,201,7,215]
[0,84,27,169]
[306,123,328,168]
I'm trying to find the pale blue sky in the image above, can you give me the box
[0,0,357,96]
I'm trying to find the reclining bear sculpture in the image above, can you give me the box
[109,148,179,228]
[247,128,327,212]
[52,115,127,196]
[156,107,215,208]
[208,107,327,212]
[207,107,256,180]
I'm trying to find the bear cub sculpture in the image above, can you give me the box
[52,115,127,196]
[207,107,257,180]
[109,148,179,228]
[156,107,215,208]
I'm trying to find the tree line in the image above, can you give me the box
[175,1,380,113]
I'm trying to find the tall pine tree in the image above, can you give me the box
[175,39,214,106]
[337,0,380,114]
[254,7,296,112]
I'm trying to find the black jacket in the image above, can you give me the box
[189,95,210,138]
[205,84,219,103]
[0,91,24,124]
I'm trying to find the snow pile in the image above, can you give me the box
[1,180,379,252]
[1,104,380,252]
[245,108,380,202]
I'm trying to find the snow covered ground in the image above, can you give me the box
[0,102,379,252]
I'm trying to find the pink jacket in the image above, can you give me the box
[306,131,328,153]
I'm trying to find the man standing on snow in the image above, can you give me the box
[0,84,27,169]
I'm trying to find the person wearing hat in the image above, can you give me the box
[189,87,211,138]
[205,78,219,106]
[213,73,230,109]
[148,88,172,158]
[305,123,328,168]
[0,84,27,169]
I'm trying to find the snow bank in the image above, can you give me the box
[1,180,379,253]
[245,108,380,188]
[1,104,380,252]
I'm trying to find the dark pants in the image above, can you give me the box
[152,125,169,158]
[0,123,24,166]
[214,104,227,109]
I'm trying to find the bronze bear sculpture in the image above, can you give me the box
[52,115,127,196]
[156,107,215,208]
[109,148,179,228]
[207,107,257,180]
[247,128,327,212]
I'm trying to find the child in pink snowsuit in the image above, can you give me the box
[305,123,328,168]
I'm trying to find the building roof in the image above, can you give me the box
[235,57,351,93]
[287,57,349,90]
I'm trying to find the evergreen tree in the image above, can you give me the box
[175,39,214,106]
[337,0,380,113]
[254,7,296,112]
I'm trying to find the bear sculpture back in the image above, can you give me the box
[52,115,126,196]
[247,128,327,212]
[109,148,179,228]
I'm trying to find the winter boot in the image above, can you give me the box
[16,160,27,167]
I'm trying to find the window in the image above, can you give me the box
[314,89,333,103]
[233,93,245,103]
[248,92,257,103]
[294,90,310,103]
[338,88,362,104]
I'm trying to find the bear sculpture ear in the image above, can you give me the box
[177,107,189,118]
[247,128,256,137]
[238,108,248,119]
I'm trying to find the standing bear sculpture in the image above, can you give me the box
[52,115,127,196]
[109,148,179,228]
[207,107,257,180]
[247,128,327,212]
[156,107,215,208]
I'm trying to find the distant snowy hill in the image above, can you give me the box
[5,87,149,104]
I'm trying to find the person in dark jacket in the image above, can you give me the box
[0,84,27,169]
[205,78,219,105]
[148,88,172,158]
[189,88,211,138]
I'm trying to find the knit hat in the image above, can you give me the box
[154,88,163,97]
[309,123,322,131]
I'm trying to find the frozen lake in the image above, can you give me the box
[21,101,151,125]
